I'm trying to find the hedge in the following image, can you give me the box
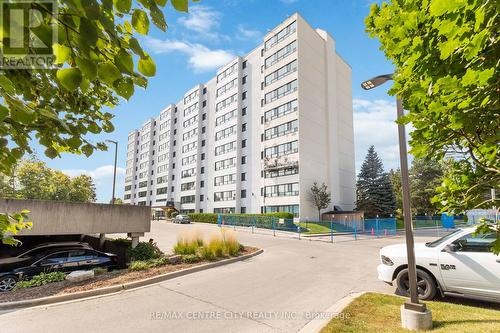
[188,212,294,224]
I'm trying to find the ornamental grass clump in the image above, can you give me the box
[174,229,205,255]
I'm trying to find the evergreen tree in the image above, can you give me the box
[356,146,396,217]
[410,158,444,216]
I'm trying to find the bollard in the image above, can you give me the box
[297,225,301,240]
[354,221,358,240]
[330,220,334,243]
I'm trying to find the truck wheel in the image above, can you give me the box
[396,268,437,300]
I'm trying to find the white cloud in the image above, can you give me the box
[178,6,227,41]
[353,98,411,173]
[236,24,262,41]
[144,37,235,72]
[62,165,125,203]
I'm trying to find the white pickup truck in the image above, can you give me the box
[377,227,500,303]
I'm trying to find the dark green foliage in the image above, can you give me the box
[356,146,396,218]
[182,254,202,263]
[187,212,294,224]
[127,241,162,261]
[410,158,444,216]
[129,256,169,271]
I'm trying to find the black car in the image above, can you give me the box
[0,247,117,292]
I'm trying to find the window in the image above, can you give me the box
[242,60,247,69]
[215,157,236,171]
[264,183,299,197]
[157,175,168,184]
[202,100,207,107]
[215,141,237,156]
[182,141,197,153]
[242,123,247,132]
[157,187,168,195]
[216,78,237,97]
[241,156,246,164]
[265,60,297,86]
[264,21,296,51]
[138,191,147,198]
[242,107,247,116]
[265,165,299,178]
[157,164,168,173]
[181,182,196,191]
[214,190,236,202]
[216,109,237,126]
[242,76,247,84]
[200,195,204,201]
[217,62,238,83]
[264,140,298,158]
[264,80,297,104]
[216,94,237,112]
[264,119,298,140]
[183,114,198,128]
[453,233,495,252]
[202,140,205,147]
[242,91,247,100]
[184,90,198,104]
[125,185,132,191]
[200,181,204,188]
[264,99,298,122]
[180,195,196,204]
[214,174,236,186]
[181,167,196,178]
[181,154,197,166]
[182,128,198,141]
[201,153,205,160]
[242,139,247,148]
[265,40,297,69]
[264,204,299,217]
[203,87,207,94]
[202,126,206,134]
[214,207,235,214]
[202,113,206,120]
[201,167,205,174]
[241,207,246,214]
[183,102,199,117]
[215,125,237,141]
[241,190,247,198]
[139,181,147,188]
[241,172,246,181]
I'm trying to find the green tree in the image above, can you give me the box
[366,0,499,252]
[16,159,53,200]
[0,0,194,175]
[70,175,97,202]
[410,158,444,216]
[309,182,331,220]
[356,146,396,217]
[388,168,402,218]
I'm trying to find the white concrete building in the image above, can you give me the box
[123,13,355,219]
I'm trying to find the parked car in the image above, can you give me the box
[377,227,500,303]
[173,214,191,224]
[14,242,92,259]
[0,247,117,292]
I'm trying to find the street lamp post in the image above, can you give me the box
[361,74,432,329]
[106,140,118,204]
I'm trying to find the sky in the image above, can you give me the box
[37,0,401,203]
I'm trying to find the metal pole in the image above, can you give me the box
[397,98,425,312]
[111,141,118,204]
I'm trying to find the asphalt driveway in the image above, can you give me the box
[0,221,436,333]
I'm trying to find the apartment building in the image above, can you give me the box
[123,13,355,219]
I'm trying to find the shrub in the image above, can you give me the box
[93,267,108,276]
[182,254,201,263]
[128,241,162,261]
[187,212,294,224]
[129,256,170,271]
[14,272,66,290]
[222,229,243,256]
[112,238,132,247]
[173,229,204,255]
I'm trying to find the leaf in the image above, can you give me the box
[114,0,132,13]
[76,57,97,80]
[150,4,167,31]
[79,18,98,46]
[115,50,134,73]
[97,61,122,85]
[44,147,59,158]
[114,78,135,100]
[82,0,100,20]
[0,105,8,121]
[171,0,188,12]
[52,43,71,65]
[132,9,149,35]
[57,68,83,91]
[155,0,167,6]
[138,55,156,77]
[429,0,467,17]
[129,37,145,58]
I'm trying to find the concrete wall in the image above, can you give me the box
[0,199,150,236]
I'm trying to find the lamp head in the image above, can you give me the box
[361,74,394,90]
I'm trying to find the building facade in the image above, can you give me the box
[123,13,355,219]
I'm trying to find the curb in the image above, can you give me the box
[297,291,365,333]
[0,248,263,311]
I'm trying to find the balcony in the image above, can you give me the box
[263,156,299,171]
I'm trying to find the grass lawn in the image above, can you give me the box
[297,222,352,234]
[320,292,500,333]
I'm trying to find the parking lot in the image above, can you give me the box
[0,221,441,333]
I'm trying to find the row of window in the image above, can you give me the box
[157,164,168,173]
[214,174,236,186]
[264,140,298,158]
[265,60,297,87]
[181,154,197,166]
[217,62,238,83]
[158,131,169,141]
[264,165,299,178]
[214,190,236,202]
[184,90,198,105]
[159,120,170,131]
[215,140,237,156]
[215,125,236,141]
[182,141,197,154]
[183,114,198,128]
[183,128,198,141]
[215,109,237,127]
[265,40,297,69]
[264,20,297,51]
[183,102,198,117]
[265,80,297,104]
[181,167,196,178]
[181,181,196,191]
[216,78,237,97]
[263,182,299,197]
[216,94,237,112]
[264,99,298,123]
[215,157,236,171]
[264,119,298,140]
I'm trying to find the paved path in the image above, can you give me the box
[0,222,437,333]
